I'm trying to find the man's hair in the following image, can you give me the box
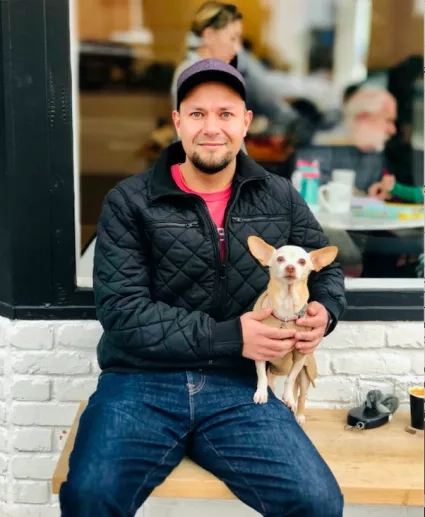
[344,87,396,120]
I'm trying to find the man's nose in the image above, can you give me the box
[202,115,220,134]
[285,265,295,274]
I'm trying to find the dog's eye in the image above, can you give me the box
[277,256,285,263]
[298,259,306,266]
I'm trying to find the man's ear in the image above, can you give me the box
[247,236,275,266]
[309,246,338,272]
[243,109,253,137]
[172,110,181,137]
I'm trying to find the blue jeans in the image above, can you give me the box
[59,371,343,516]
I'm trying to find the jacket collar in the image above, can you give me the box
[149,141,270,201]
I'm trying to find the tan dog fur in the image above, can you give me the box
[248,237,338,426]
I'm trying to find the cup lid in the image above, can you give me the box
[409,386,424,398]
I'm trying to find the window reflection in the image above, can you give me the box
[73,0,424,286]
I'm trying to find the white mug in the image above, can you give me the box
[318,182,352,214]
[332,169,355,188]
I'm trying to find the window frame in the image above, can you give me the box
[0,0,422,322]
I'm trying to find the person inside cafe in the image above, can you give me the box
[170,1,303,143]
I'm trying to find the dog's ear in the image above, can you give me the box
[309,246,338,272]
[247,236,275,266]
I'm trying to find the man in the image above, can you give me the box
[343,87,396,153]
[314,87,395,151]
[60,59,346,517]
[299,87,398,273]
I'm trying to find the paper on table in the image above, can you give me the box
[351,195,385,207]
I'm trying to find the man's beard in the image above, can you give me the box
[190,150,233,175]
[351,123,387,152]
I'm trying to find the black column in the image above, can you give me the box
[0,0,94,319]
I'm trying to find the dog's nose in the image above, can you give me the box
[285,265,295,273]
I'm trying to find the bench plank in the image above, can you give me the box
[52,401,423,506]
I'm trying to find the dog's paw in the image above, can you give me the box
[283,391,296,412]
[253,388,268,404]
[296,414,306,426]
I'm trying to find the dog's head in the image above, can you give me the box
[247,236,338,284]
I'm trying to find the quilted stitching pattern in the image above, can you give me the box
[94,157,347,372]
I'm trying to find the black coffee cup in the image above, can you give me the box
[408,387,424,430]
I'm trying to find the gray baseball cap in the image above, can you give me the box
[176,58,246,109]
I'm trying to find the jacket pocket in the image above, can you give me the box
[145,221,199,229]
[231,216,287,224]
[229,215,290,251]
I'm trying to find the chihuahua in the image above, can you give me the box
[247,236,338,425]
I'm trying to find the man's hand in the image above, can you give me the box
[368,174,395,200]
[368,182,382,198]
[241,308,296,361]
[294,302,329,354]
[368,181,389,200]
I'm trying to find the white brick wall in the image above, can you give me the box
[0,316,422,517]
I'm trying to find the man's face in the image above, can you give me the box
[352,96,397,152]
[172,82,252,174]
[367,97,397,150]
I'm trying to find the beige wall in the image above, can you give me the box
[367,0,423,70]
[78,0,128,40]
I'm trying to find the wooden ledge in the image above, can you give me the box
[52,401,424,506]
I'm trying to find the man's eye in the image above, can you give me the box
[191,112,202,118]
[221,112,232,118]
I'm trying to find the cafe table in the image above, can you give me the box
[314,200,424,232]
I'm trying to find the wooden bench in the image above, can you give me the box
[52,401,424,506]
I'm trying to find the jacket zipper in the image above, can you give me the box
[214,180,256,319]
[149,221,199,228]
[196,177,268,320]
[231,215,286,223]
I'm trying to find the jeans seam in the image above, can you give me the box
[128,431,188,515]
[190,375,205,395]
[201,432,267,515]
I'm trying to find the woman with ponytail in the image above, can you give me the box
[171,2,243,109]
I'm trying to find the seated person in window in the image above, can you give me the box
[343,56,422,188]
[299,87,397,192]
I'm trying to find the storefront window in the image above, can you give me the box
[0,0,422,320]
[71,0,424,291]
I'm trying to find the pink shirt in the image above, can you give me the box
[171,164,231,258]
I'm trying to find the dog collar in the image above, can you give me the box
[271,304,308,323]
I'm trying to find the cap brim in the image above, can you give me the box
[177,69,246,108]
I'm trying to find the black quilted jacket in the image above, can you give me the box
[94,142,346,374]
